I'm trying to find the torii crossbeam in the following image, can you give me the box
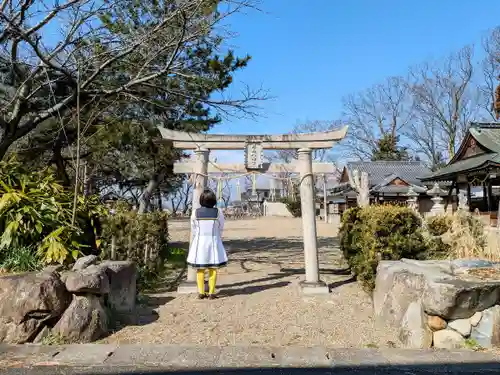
[158,127,348,150]
[173,161,337,174]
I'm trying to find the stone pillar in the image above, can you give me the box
[323,174,328,223]
[297,148,329,295]
[177,147,209,294]
[458,191,469,212]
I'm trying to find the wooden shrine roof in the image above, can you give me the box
[420,123,500,182]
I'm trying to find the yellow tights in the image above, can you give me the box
[196,269,217,295]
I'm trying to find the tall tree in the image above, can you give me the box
[371,134,410,161]
[341,76,413,160]
[406,46,477,161]
[479,27,500,121]
[0,0,264,160]
[266,120,341,194]
[267,120,342,164]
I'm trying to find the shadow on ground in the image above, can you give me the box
[225,237,339,253]
[218,266,355,295]
[111,296,176,331]
[219,281,291,297]
[169,237,340,254]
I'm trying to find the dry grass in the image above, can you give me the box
[484,228,500,261]
[429,211,500,261]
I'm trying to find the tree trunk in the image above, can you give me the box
[52,145,71,186]
[0,138,12,160]
[138,172,166,214]
[156,189,163,211]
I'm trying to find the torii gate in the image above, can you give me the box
[159,126,348,295]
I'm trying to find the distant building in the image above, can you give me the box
[420,122,500,226]
[330,160,454,215]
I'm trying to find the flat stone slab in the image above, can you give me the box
[52,344,117,365]
[0,345,499,370]
[300,281,330,295]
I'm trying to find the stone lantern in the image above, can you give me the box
[427,182,445,216]
[406,186,419,212]
[457,190,469,212]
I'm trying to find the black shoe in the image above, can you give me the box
[198,294,207,299]
[208,294,218,300]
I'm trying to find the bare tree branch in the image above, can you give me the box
[479,27,500,121]
[406,45,477,161]
[341,76,413,160]
[0,0,266,158]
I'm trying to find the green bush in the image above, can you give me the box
[281,196,301,217]
[0,245,42,273]
[426,215,453,236]
[100,204,185,291]
[0,156,107,266]
[280,184,301,217]
[339,205,428,292]
[101,205,169,266]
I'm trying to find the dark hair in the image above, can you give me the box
[200,189,217,208]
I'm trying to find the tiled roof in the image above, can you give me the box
[346,161,430,186]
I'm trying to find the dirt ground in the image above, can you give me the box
[102,216,398,348]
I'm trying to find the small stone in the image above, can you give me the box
[427,315,447,331]
[32,326,51,344]
[470,305,500,348]
[42,265,64,274]
[470,311,482,327]
[399,301,432,348]
[448,318,472,337]
[433,329,465,349]
[72,255,99,271]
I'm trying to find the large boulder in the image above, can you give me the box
[0,271,71,343]
[99,261,137,313]
[52,295,108,343]
[373,260,435,325]
[373,259,500,322]
[64,265,110,295]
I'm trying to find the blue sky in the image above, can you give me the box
[211,0,500,163]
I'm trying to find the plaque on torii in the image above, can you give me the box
[244,141,264,171]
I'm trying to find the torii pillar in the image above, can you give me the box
[298,148,322,290]
[159,126,348,295]
[177,147,209,293]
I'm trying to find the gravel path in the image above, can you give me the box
[103,217,399,348]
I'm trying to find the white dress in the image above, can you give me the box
[186,207,228,268]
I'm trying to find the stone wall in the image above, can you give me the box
[263,201,293,217]
[374,259,500,349]
[0,256,136,344]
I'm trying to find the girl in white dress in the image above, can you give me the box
[186,189,228,299]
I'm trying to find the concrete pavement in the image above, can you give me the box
[1,345,500,374]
